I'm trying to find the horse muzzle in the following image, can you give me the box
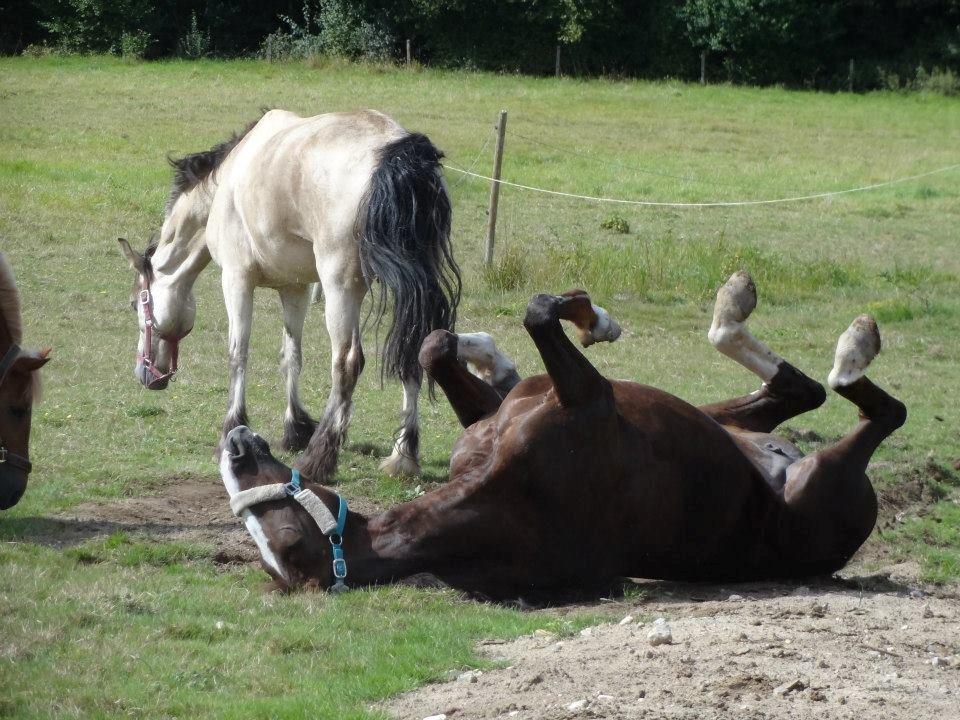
[0,471,27,510]
[135,361,172,390]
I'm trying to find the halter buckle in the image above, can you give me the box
[139,289,150,305]
[332,557,347,579]
[0,447,6,463]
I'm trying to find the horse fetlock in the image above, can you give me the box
[828,315,881,389]
[281,413,318,452]
[378,450,421,478]
[707,322,746,353]
[418,329,459,372]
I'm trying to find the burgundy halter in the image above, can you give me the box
[137,276,180,389]
[0,343,32,474]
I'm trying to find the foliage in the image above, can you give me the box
[119,29,150,59]
[14,1,960,88]
[600,214,629,233]
[260,0,392,61]
[177,10,209,59]
[679,0,841,85]
[34,0,156,54]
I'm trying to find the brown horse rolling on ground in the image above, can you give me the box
[0,253,50,510]
[220,271,905,598]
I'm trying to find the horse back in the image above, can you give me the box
[206,110,407,285]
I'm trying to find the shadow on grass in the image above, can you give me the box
[0,515,235,549]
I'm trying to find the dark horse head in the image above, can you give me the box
[0,253,50,510]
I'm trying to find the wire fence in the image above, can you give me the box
[443,158,960,209]
[443,121,959,209]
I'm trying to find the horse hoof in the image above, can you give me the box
[378,453,421,478]
[714,270,757,325]
[828,314,881,389]
[281,420,318,453]
[586,304,622,345]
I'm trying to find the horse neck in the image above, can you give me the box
[153,193,213,289]
[342,483,483,587]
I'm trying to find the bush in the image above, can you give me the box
[119,29,150,59]
[600,214,630,234]
[178,11,210,59]
[36,0,155,55]
[916,66,959,96]
[260,0,393,62]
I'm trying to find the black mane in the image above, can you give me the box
[165,117,260,215]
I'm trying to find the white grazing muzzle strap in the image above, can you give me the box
[230,482,339,536]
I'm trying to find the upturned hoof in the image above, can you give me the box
[378,452,421,478]
[580,304,622,347]
[714,270,757,325]
[828,314,881,389]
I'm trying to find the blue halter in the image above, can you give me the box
[286,469,349,592]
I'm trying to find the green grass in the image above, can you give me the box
[1,542,593,719]
[1,55,959,717]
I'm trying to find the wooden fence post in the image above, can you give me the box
[700,51,707,85]
[484,110,508,268]
[406,39,411,67]
[848,58,854,92]
[555,45,561,78]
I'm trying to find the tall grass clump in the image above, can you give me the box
[482,245,528,291]
[515,234,871,304]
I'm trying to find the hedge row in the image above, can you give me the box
[3,1,959,90]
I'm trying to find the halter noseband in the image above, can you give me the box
[137,276,180,389]
[0,344,32,474]
[230,469,350,591]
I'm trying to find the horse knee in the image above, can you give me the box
[523,294,561,332]
[418,329,458,374]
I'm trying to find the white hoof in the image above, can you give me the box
[713,270,757,327]
[578,304,622,347]
[378,452,421,478]
[828,315,881,389]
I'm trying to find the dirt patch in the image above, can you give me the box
[44,476,384,565]
[385,582,960,720]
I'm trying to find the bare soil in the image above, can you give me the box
[36,477,959,720]
[385,579,960,720]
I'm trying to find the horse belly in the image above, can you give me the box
[611,385,784,580]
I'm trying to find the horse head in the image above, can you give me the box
[0,253,50,510]
[119,237,196,390]
[220,426,343,591]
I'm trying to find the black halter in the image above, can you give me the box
[0,344,32,474]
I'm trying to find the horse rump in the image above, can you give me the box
[360,132,462,385]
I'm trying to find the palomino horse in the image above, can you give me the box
[219,272,905,597]
[120,110,461,482]
[0,253,50,509]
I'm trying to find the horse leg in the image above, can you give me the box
[278,284,317,452]
[419,330,506,428]
[699,271,826,431]
[220,271,254,448]
[296,274,365,484]
[781,316,906,573]
[454,331,522,396]
[523,291,611,408]
[377,375,423,477]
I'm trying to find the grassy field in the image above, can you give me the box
[1,55,959,717]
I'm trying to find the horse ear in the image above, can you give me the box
[12,348,51,373]
[118,238,146,274]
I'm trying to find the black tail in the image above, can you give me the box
[361,132,462,385]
